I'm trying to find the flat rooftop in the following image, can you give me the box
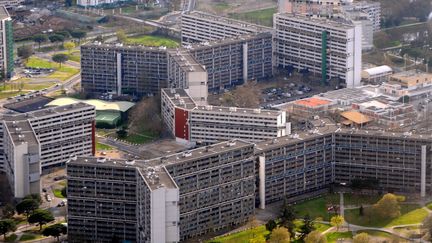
[4,96,54,113]
[69,139,253,190]
[193,105,283,117]
[294,97,332,108]
[186,32,272,50]
[5,120,38,146]
[318,88,370,103]
[184,11,273,33]
[275,13,355,29]
[82,43,168,52]
[167,49,206,73]
[162,88,197,109]
[0,6,10,19]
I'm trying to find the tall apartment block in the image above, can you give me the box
[0,103,96,198]
[161,88,289,145]
[67,140,256,242]
[167,49,208,105]
[180,11,272,45]
[77,0,129,7]
[0,7,14,79]
[81,33,273,96]
[188,33,273,91]
[274,13,362,88]
[342,1,381,31]
[81,44,168,96]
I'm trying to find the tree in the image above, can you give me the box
[116,126,128,139]
[49,34,65,44]
[52,54,69,68]
[266,219,277,232]
[56,31,70,39]
[17,45,33,61]
[42,223,67,242]
[279,202,296,236]
[330,215,344,231]
[33,34,48,49]
[372,193,401,219]
[63,42,75,54]
[353,232,370,243]
[16,199,39,219]
[359,205,364,216]
[304,230,327,243]
[269,227,290,243]
[0,219,16,240]
[128,96,163,135]
[116,30,127,43]
[23,194,42,205]
[299,214,315,239]
[28,209,54,231]
[2,204,15,219]
[70,30,87,43]
[61,187,67,198]
[249,234,266,243]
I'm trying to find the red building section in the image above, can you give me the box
[175,108,189,140]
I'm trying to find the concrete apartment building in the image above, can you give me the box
[67,140,256,242]
[180,11,272,45]
[81,33,273,96]
[342,1,381,31]
[166,49,208,105]
[188,33,273,91]
[0,102,96,198]
[81,44,168,96]
[0,7,14,79]
[67,119,432,242]
[274,13,362,88]
[161,88,289,145]
[77,0,127,7]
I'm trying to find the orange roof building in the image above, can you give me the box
[294,97,332,108]
[341,110,372,125]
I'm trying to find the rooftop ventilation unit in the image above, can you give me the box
[253,109,261,114]
[229,107,237,112]
[96,158,106,163]
[182,151,192,158]
[227,141,236,147]
[125,160,135,165]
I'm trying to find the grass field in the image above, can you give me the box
[53,188,66,198]
[293,196,337,220]
[19,233,43,241]
[357,229,405,241]
[228,8,276,27]
[314,223,332,233]
[208,225,269,243]
[345,204,428,228]
[96,141,113,151]
[325,231,353,243]
[126,35,180,48]
[122,132,156,144]
[26,56,80,82]
[5,233,17,242]
[0,91,26,99]
[60,50,81,63]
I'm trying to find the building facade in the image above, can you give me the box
[68,140,256,242]
[274,13,362,88]
[81,44,168,96]
[0,0,24,9]
[161,88,289,145]
[0,103,96,198]
[0,7,14,79]
[181,11,272,45]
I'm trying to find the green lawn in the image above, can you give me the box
[345,204,428,227]
[427,202,432,210]
[26,56,80,82]
[96,141,113,151]
[314,222,331,233]
[5,233,18,242]
[325,231,353,243]
[357,229,404,241]
[53,188,66,198]
[19,233,43,241]
[0,91,26,99]
[293,196,338,220]
[60,50,81,63]
[208,225,269,243]
[122,133,155,144]
[125,35,180,48]
[228,8,276,27]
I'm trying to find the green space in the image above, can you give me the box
[293,195,338,220]
[208,225,269,243]
[19,233,43,241]
[52,187,66,198]
[125,35,180,48]
[58,180,67,187]
[345,204,427,228]
[325,231,353,243]
[61,50,81,63]
[5,233,18,242]
[96,141,113,151]
[0,91,26,99]
[357,229,404,241]
[121,132,156,144]
[427,202,432,210]
[314,222,331,233]
[228,8,276,27]
[26,56,80,82]
[213,2,231,12]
